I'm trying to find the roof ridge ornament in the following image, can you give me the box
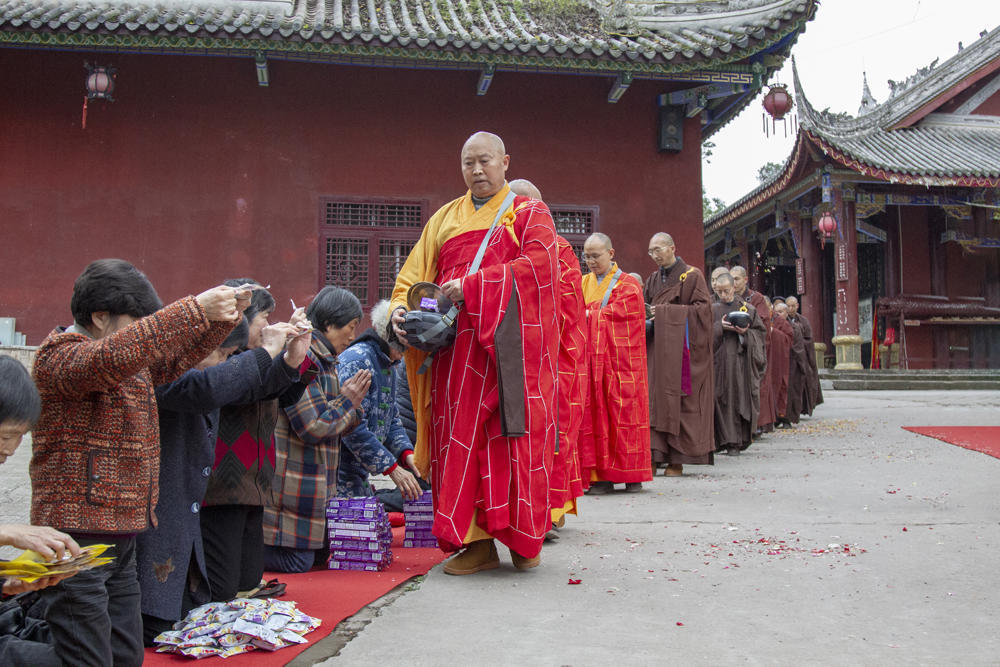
[858,71,877,116]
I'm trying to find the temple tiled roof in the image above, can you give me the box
[705,25,1000,233]
[0,0,815,75]
[795,25,1000,186]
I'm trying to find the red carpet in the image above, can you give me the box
[903,426,1000,459]
[144,527,446,665]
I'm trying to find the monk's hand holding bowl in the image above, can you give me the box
[441,279,465,304]
[391,307,409,345]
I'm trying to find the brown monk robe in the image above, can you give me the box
[778,301,808,426]
[731,266,769,434]
[711,274,767,454]
[643,233,714,475]
[769,303,794,424]
[786,296,824,414]
[756,296,778,431]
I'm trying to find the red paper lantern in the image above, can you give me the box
[762,84,793,120]
[817,210,838,248]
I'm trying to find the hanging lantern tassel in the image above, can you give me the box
[82,96,88,129]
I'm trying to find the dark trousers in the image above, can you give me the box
[39,535,143,667]
[0,592,59,667]
[200,505,264,601]
[262,545,328,573]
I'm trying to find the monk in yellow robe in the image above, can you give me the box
[578,233,652,494]
[390,133,560,575]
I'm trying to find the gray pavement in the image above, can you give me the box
[3,391,999,665]
[315,391,1000,666]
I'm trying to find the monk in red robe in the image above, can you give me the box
[579,233,652,494]
[509,178,586,529]
[644,233,714,477]
[768,301,793,426]
[390,133,559,575]
[732,266,769,435]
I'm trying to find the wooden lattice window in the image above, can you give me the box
[550,205,598,274]
[319,197,425,308]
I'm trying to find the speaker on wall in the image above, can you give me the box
[658,104,684,153]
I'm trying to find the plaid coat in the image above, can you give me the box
[263,332,359,550]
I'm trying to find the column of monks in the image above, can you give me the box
[387,132,823,577]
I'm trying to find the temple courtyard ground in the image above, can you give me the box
[3,390,998,665]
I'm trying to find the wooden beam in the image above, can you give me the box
[476,65,495,96]
[607,72,632,103]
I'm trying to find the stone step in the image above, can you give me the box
[829,378,1000,391]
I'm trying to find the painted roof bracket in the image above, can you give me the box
[255,51,269,87]
[477,65,496,96]
[607,72,632,104]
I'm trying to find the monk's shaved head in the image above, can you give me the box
[462,131,506,157]
[774,302,789,317]
[730,266,747,279]
[651,232,674,247]
[711,266,729,279]
[586,232,613,251]
[509,178,541,199]
[715,272,733,287]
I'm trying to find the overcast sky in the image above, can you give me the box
[702,0,1000,206]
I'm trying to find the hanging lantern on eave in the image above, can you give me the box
[817,210,838,248]
[82,62,117,130]
[762,84,796,138]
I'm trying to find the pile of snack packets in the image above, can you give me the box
[403,491,438,548]
[0,544,114,582]
[153,597,321,658]
[326,496,393,571]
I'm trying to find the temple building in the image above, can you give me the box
[705,26,1000,370]
[0,0,815,343]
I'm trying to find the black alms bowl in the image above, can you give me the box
[725,311,752,328]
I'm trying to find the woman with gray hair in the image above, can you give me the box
[336,300,423,501]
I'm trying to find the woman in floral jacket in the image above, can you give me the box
[336,301,423,500]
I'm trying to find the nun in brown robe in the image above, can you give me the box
[780,303,808,426]
[711,275,767,454]
[768,308,794,425]
[643,233,715,475]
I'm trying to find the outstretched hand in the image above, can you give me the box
[389,466,423,502]
[0,524,82,561]
[196,285,246,322]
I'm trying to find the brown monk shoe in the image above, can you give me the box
[664,464,683,477]
[510,548,541,570]
[443,539,499,576]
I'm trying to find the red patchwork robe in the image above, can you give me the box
[579,265,652,484]
[391,185,559,558]
[550,237,588,519]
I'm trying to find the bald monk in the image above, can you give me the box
[768,301,794,427]
[390,133,559,574]
[786,296,824,414]
[509,178,586,529]
[731,266,769,435]
[711,273,767,454]
[776,300,808,427]
[578,233,651,493]
[710,267,729,299]
[644,233,714,476]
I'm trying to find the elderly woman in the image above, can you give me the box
[263,287,372,573]
[337,301,422,501]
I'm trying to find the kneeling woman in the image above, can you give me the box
[263,287,371,573]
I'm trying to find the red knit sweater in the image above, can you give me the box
[30,296,234,534]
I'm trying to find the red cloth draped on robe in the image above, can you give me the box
[579,266,652,484]
[550,237,588,518]
[392,187,559,558]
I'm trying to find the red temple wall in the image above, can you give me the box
[0,49,703,343]
[969,88,1000,116]
[898,207,932,295]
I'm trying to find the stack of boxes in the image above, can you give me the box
[403,491,438,548]
[326,497,393,571]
